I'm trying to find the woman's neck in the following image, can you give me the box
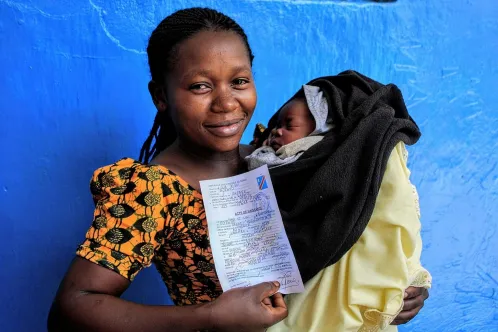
[152,139,246,190]
[176,139,242,164]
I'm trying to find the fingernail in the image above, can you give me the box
[273,281,280,288]
[404,292,408,299]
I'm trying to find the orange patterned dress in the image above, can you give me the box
[76,158,223,305]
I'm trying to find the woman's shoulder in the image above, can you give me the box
[91,157,162,185]
[90,157,199,200]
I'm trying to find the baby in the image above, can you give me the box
[246,85,333,170]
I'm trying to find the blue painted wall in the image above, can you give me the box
[1,0,497,331]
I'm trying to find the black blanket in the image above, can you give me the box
[258,70,421,283]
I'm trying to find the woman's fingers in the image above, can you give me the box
[404,286,422,299]
[270,293,286,309]
[391,304,423,325]
[392,287,429,325]
[262,297,272,306]
[403,294,425,311]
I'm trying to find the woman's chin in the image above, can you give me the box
[206,136,244,153]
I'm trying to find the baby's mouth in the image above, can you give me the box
[269,139,282,151]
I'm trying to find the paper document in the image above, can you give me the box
[200,165,304,294]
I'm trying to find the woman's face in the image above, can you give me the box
[163,30,257,153]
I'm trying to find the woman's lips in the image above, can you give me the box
[204,119,244,137]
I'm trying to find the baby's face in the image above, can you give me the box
[268,98,316,151]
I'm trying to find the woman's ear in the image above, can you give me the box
[148,80,167,112]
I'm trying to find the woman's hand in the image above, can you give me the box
[391,286,429,325]
[51,257,288,332]
[208,281,288,332]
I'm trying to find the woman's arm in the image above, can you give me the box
[48,257,287,332]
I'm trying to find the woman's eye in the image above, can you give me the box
[232,78,249,87]
[190,83,210,92]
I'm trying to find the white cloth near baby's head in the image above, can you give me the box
[246,136,324,170]
[303,84,334,135]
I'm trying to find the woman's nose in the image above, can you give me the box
[211,88,238,113]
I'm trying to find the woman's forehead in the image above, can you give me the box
[171,30,252,80]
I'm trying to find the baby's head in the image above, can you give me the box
[268,97,315,151]
[266,84,333,151]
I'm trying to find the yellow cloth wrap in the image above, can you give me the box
[269,142,432,332]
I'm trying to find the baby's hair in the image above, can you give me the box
[139,7,255,163]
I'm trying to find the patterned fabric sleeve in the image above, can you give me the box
[76,159,167,281]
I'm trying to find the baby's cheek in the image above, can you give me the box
[281,133,300,145]
[280,134,292,145]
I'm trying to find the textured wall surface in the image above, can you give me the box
[1,0,497,331]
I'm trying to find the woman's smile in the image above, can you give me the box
[204,118,246,137]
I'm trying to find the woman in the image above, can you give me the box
[47,7,427,332]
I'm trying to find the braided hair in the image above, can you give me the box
[139,7,255,163]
